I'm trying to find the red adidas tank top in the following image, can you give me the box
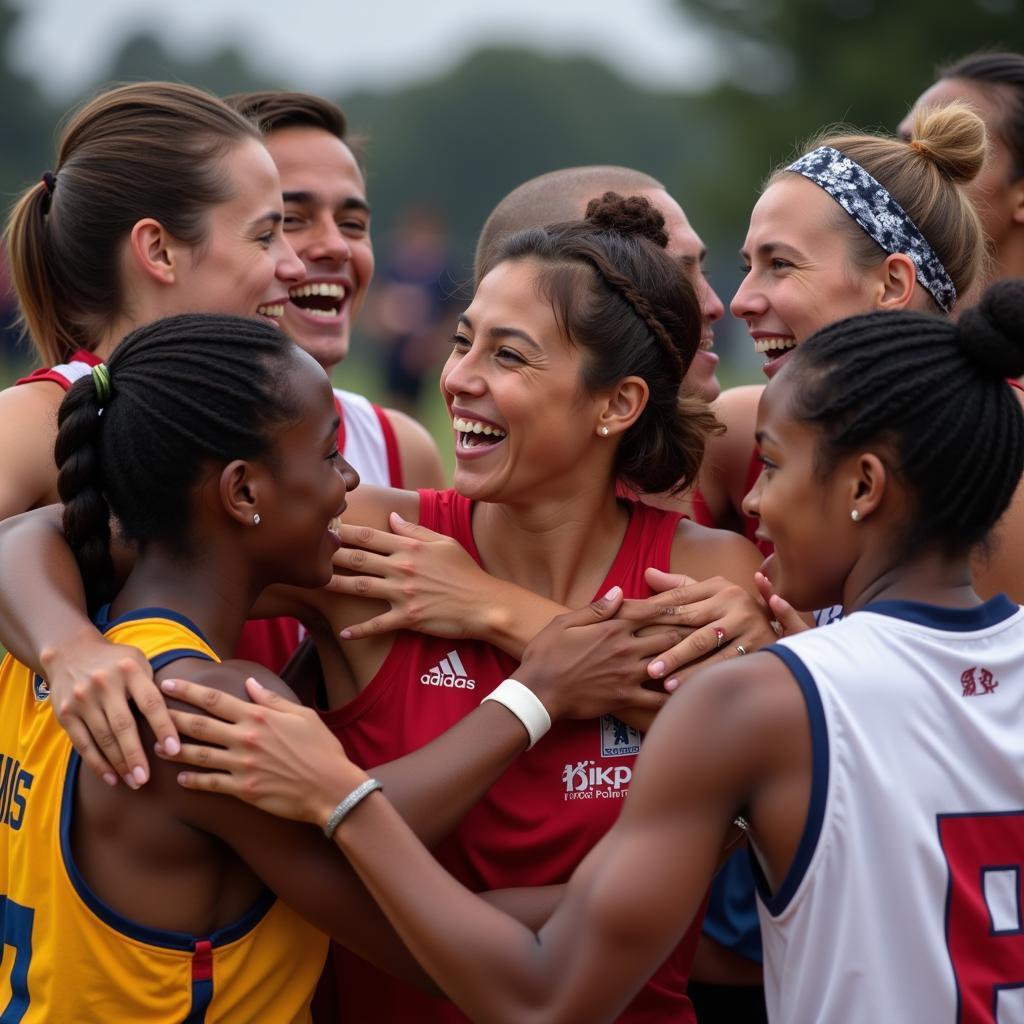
[322,489,701,1023]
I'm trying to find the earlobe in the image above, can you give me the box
[598,376,649,437]
[877,254,917,310]
[220,460,264,527]
[128,218,177,286]
[849,452,887,521]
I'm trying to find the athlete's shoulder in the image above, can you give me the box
[380,406,446,490]
[669,519,763,594]
[343,482,422,532]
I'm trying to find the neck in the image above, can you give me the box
[842,546,978,615]
[471,481,630,607]
[94,313,140,362]
[109,544,260,659]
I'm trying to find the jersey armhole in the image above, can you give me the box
[749,643,830,917]
[373,405,404,489]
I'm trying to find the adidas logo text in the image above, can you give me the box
[420,650,476,691]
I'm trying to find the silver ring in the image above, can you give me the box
[735,644,747,656]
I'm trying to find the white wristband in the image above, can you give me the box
[481,678,552,749]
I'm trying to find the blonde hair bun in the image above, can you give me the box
[908,101,987,185]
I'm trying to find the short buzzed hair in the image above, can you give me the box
[474,165,663,283]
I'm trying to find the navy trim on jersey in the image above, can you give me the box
[150,649,215,672]
[94,604,216,649]
[862,594,1018,632]
[752,644,830,916]
[59,752,274,950]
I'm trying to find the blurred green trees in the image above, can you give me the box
[0,0,1021,385]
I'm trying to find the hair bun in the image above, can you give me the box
[584,192,668,249]
[908,102,987,184]
[956,280,1024,379]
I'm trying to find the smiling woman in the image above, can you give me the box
[0,81,303,523]
[699,104,995,565]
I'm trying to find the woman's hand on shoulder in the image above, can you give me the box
[156,673,362,828]
[512,588,678,722]
[623,524,777,686]
[326,513,505,642]
[42,627,179,789]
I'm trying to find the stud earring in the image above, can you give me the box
[599,426,610,437]
[253,513,261,526]
[850,509,860,522]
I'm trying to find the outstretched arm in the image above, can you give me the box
[163,590,672,846]
[0,504,178,786]
[165,609,811,1023]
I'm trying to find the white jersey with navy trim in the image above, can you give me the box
[756,595,1024,1024]
[334,388,392,487]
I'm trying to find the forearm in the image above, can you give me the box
[0,505,95,670]
[336,791,564,1024]
[481,582,566,659]
[362,701,531,847]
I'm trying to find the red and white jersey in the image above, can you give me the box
[16,349,101,391]
[234,389,403,672]
[759,595,1024,1024]
[332,387,403,489]
[324,489,701,1024]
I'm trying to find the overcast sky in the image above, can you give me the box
[8,0,723,98]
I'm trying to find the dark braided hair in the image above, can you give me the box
[55,313,301,611]
[786,280,1024,554]
[489,192,720,495]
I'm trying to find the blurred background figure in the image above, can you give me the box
[364,204,460,415]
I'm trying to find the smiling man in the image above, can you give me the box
[226,93,446,674]
[228,91,445,493]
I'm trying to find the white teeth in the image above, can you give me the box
[257,304,285,317]
[289,282,346,300]
[753,336,797,354]
[453,416,506,438]
[305,307,338,319]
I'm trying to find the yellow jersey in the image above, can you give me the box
[0,607,328,1022]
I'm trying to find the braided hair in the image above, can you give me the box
[786,280,1024,554]
[490,192,720,495]
[54,313,301,611]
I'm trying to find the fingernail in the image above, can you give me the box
[103,772,117,787]
[340,628,352,639]
[176,772,189,786]
[603,586,622,601]
[247,676,264,690]
[123,774,139,790]
[160,679,177,692]
[665,677,679,692]
[392,511,406,524]
[163,737,180,756]
[133,766,148,785]
[649,660,665,677]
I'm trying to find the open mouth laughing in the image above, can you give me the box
[453,415,507,453]
[289,281,349,322]
[753,335,798,378]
